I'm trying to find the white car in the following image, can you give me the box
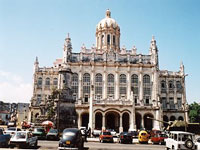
[10,131,38,148]
[4,127,21,137]
[196,137,200,150]
[165,131,197,150]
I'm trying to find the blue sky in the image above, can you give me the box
[0,0,199,103]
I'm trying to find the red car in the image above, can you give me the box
[99,131,113,143]
[151,133,168,145]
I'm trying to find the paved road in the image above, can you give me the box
[0,140,166,150]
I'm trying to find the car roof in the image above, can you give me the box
[170,131,194,135]
[63,128,79,133]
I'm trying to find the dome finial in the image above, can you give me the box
[106,9,111,18]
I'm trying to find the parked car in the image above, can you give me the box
[128,130,138,139]
[119,132,132,144]
[138,130,150,144]
[58,128,84,150]
[46,129,59,140]
[10,131,38,148]
[0,128,11,148]
[4,127,21,137]
[107,129,117,137]
[92,129,101,137]
[165,131,197,150]
[32,127,46,140]
[151,133,168,145]
[7,122,16,128]
[99,131,113,143]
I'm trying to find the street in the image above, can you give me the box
[0,140,166,150]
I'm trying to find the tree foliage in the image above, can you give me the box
[189,102,200,123]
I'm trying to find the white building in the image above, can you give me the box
[30,10,188,133]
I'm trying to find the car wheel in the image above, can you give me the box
[185,139,193,149]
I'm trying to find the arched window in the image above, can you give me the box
[143,74,151,105]
[37,77,42,86]
[53,78,58,86]
[131,74,138,95]
[45,77,50,86]
[120,74,126,96]
[107,34,110,45]
[143,75,150,84]
[101,35,104,45]
[113,35,116,45]
[95,74,102,100]
[83,73,90,102]
[72,73,79,101]
[107,74,115,97]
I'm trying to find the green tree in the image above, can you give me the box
[189,102,200,123]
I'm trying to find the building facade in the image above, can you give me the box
[29,10,188,133]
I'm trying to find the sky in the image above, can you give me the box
[0,0,200,104]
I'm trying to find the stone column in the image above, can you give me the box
[129,91,136,131]
[115,66,119,100]
[139,67,143,105]
[102,114,106,131]
[89,66,94,132]
[151,68,159,106]
[127,67,131,100]
[119,114,123,133]
[78,65,83,99]
[78,113,81,129]
[103,66,107,100]
[141,115,144,129]
[174,79,177,109]
[153,109,161,130]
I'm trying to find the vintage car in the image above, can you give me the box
[0,128,10,148]
[99,130,113,143]
[4,127,21,137]
[151,133,168,145]
[165,131,197,150]
[58,128,84,150]
[119,132,132,144]
[138,130,150,144]
[10,131,38,148]
[7,122,16,128]
[46,129,59,140]
[32,127,46,140]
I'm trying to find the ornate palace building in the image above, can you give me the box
[29,10,188,133]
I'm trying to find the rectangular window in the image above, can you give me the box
[169,98,175,109]
[162,97,167,109]
[177,98,182,109]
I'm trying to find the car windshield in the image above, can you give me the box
[103,132,111,135]
[63,132,76,138]
[141,133,147,136]
[160,134,167,137]
[16,132,26,139]
[49,129,57,133]
[7,127,16,131]
[34,128,44,132]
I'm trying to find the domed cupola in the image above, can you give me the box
[96,9,120,52]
